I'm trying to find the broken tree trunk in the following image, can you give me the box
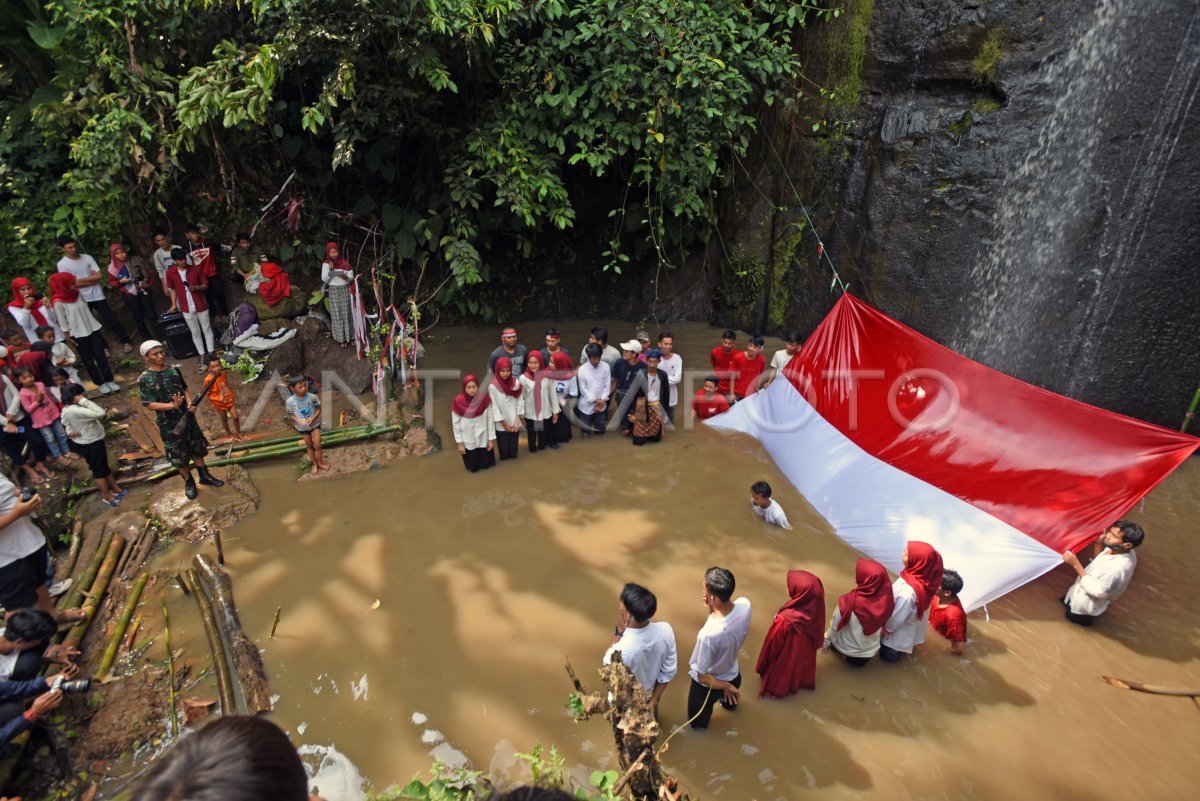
[181,568,237,716]
[192,554,273,714]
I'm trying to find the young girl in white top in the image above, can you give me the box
[519,350,560,453]
[548,351,578,445]
[450,375,495,473]
[488,356,524,462]
[880,541,943,662]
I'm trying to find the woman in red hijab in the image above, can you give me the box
[755,570,825,697]
[824,558,894,666]
[451,375,495,473]
[7,277,62,344]
[48,272,117,392]
[487,356,523,461]
[257,261,292,307]
[880,541,944,663]
[548,350,576,445]
[321,242,355,346]
[518,350,560,453]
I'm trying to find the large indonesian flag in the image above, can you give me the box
[707,294,1199,610]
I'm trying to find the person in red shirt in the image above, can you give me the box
[929,569,968,655]
[164,247,215,369]
[709,329,740,400]
[692,376,730,423]
[731,337,766,400]
[183,224,229,319]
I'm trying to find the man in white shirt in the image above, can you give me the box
[603,583,677,709]
[764,331,802,388]
[579,326,622,368]
[687,567,752,729]
[656,332,683,425]
[151,230,177,295]
[576,344,612,436]
[1062,521,1144,626]
[55,236,131,352]
[750,480,792,530]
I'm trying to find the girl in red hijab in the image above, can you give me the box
[518,350,560,453]
[7,278,61,344]
[824,558,894,666]
[451,375,495,473]
[880,541,944,663]
[755,570,825,697]
[321,242,355,346]
[487,356,523,461]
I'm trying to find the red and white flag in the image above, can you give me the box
[708,294,1199,610]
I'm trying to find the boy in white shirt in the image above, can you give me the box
[687,567,752,729]
[604,583,678,709]
[750,480,792,530]
[1061,521,1144,626]
[765,331,802,388]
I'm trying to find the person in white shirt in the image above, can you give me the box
[575,344,611,436]
[765,331,802,387]
[579,326,622,368]
[151,230,177,296]
[687,567,752,729]
[603,583,678,709]
[518,350,561,452]
[450,375,495,473]
[656,332,682,425]
[0,475,86,624]
[750,480,791,530]
[1061,521,1144,626]
[880,541,943,662]
[55,236,130,352]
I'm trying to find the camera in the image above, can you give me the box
[50,676,92,694]
[32,291,44,301]
[19,487,36,503]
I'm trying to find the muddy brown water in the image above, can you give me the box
[155,321,1200,800]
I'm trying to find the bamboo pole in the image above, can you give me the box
[62,512,85,578]
[115,521,152,578]
[96,572,149,679]
[182,568,237,715]
[63,534,125,650]
[213,529,225,565]
[124,611,144,651]
[142,425,404,481]
[164,602,178,738]
[270,607,282,639]
[193,555,273,713]
[1181,384,1200,433]
[58,529,114,613]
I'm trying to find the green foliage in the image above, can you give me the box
[515,744,566,787]
[973,30,1004,88]
[221,351,266,382]
[971,94,1002,114]
[1,0,832,312]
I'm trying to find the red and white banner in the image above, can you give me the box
[707,294,1199,610]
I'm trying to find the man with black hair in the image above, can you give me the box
[929,569,968,654]
[151,230,176,292]
[709,329,740,401]
[164,247,215,370]
[731,336,767,400]
[56,235,130,352]
[603,583,677,708]
[0,610,77,683]
[766,330,803,387]
[230,231,266,285]
[579,327,621,368]
[1061,521,1145,626]
[687,567,752,729]
[182,224,230,319]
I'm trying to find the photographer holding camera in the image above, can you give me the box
[0,475,86,626]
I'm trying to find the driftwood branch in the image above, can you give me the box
[193,555,273,713]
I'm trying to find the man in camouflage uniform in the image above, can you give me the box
[138,340,224,500]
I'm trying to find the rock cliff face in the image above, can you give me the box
[707,0,1200,427]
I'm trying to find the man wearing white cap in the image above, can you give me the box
[610,339,647,435]
[136,340,223,500]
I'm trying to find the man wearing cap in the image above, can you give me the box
[610,339,647,435]
[634,330,651,363]
[137,340,224,500]
[487,326,528,377]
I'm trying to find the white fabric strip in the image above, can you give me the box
[706,379,1062,611]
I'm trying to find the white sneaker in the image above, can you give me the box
[106,382,122,393]
[99,384,112,395]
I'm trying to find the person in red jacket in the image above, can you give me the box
[730,337,766,400]
[709,329,740,400]
[755,570,825,698]
[183,224,229,319]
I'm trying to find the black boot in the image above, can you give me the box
[197,467,224,488]
[183,475,198,500]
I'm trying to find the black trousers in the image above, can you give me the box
[120,292,158,340]
[495,430,519,461]
[524,418,553,452]
[206,273,228,318]
[461,447,495,473]
[831,644,872,667]
[578,408,606,436]
[879,644,903,662]
[0,425,50,465]
[75,331,114,385]
[86,298,128,343]
[553,404,573,443]
[687,673,741,729]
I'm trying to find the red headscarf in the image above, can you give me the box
[900,541,944,618]
[325,242,352,273]
[8,278,51,327]
[450,375,491,418]
[755,570,825,698]
[549,350,574,373]
[836,558,895,635]
[523,351,548,416]
[258,262,292,306]
[490,356,521,398]
[48,272,80,305]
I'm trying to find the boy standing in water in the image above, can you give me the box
[750,481,792,530]
[285,375,329,475]
[1061,521,1144,626]
[691,376,730,423]
[929,569,968,655]
[687,567,752,729]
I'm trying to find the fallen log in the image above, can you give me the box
[58,529,113,614]
[163,602,178,738]
[1102,676,1200,696]
[62,512,84,578]
[193,554,273,714]
[96,572,149,679]
[181,568,237,716]
[62,534,125,650]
